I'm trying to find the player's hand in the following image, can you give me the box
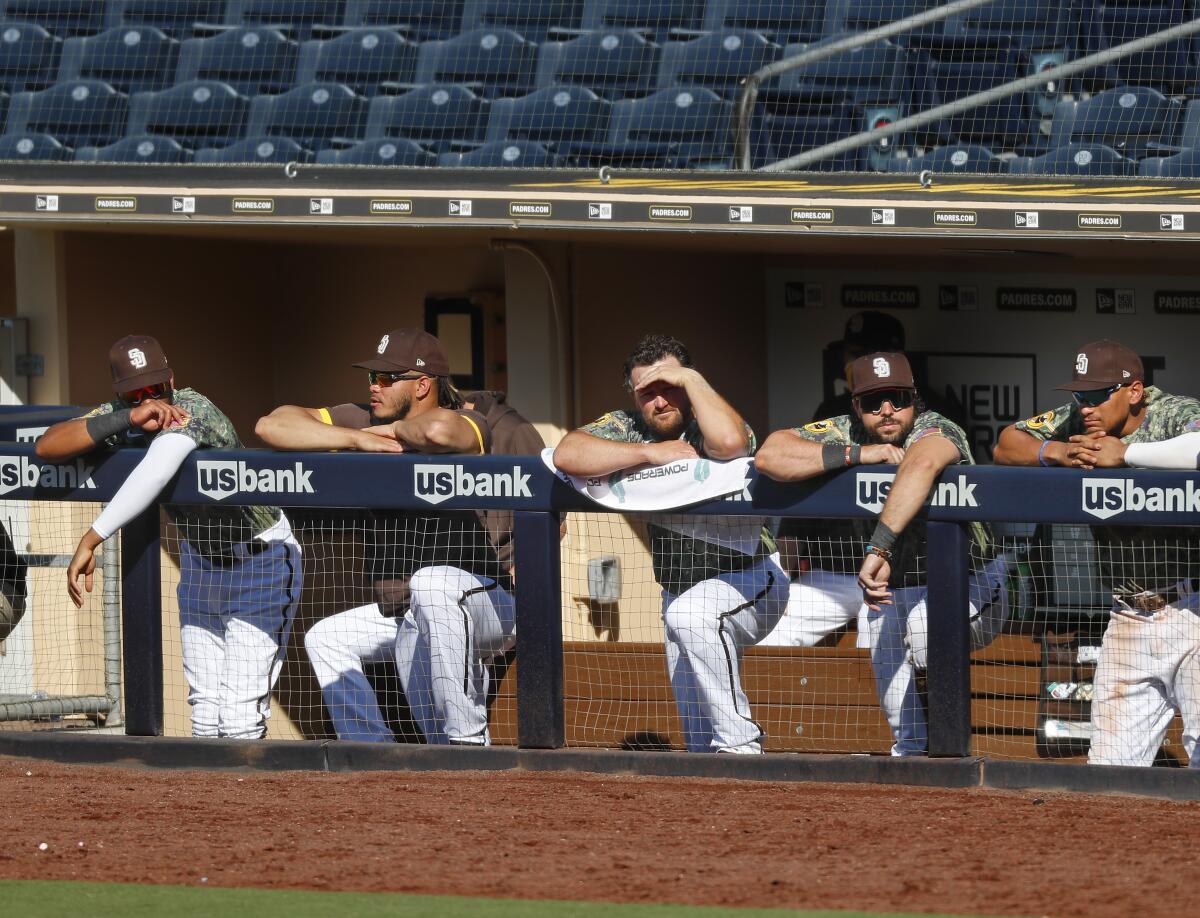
[645,439,699,465]
[860,443,906,465]
[355,427,405,452]
[1079,435,1128,468]
[858,552,893,611]
[632,364,699,395]
[130,399,189,433]
[66,542,98,609]
[1065,432,1105,469]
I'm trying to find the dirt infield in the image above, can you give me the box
[0,754,1196,917]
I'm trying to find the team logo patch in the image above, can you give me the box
[377,335,389,354]
[803,420,833,433]
[128,348,147,369]
[873,357,891,377]
[1024,411,1055,430]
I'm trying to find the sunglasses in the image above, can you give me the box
[367,370,426,387]
[1071,383,1126,408]
[855,389,915,414]
[121,384,170,405]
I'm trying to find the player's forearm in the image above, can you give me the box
[685,376,750,459]
[754,430,829,481]
[993,426,1066,466]
[391,409,481,454]
[92,434,196,539]
[1125,432,1200,469]
[877,436,960,535]
[255,406,360,450]
[35,419,100,463]
[553,431,655,476]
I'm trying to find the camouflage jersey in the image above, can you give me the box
[83,387,281,562]
[792,410,991,587]
[1014,386,1200,597]
[580,409,775,594]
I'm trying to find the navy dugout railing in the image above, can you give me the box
[3,442,1199,756]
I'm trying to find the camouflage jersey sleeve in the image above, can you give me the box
[1011,403,1079,443]
[1134,390,1200,442]
[905,410,974,464]
[791,415,854,444]
[155,388,244,450]
[580,410,641,443]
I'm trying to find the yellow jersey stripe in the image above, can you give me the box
[462,414,485,454]
[317,407,332,426]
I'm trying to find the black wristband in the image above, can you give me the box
[847,444,862,465]
[821,443,844,472]
[869,520,899,552]
[85,409,133,443]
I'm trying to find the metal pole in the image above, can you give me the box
[101,531,123,728]
[735,0,1002,169]
[120,506,162,736]
[513,510,565,749]
[925,521,973,757]
[762,17,1200,172]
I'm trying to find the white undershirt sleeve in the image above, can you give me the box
[92,433,198,539]
[1123,432,1200,470]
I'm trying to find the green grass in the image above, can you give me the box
[0,880,988,917]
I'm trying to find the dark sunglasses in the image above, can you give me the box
[1071,384,1126,408]
[855,389,915,414]
[368,370,425,387]
[121,384,170,405]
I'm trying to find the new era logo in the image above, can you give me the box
[1015,211,1039,228]
[588,202,612,220]
[310,197,333,215]
[1161,213,1184,231]
[35,194,59,212]
[729,206,753,223]
[871,208,895,225]
[449,199,473,216]
[172,196,195,214]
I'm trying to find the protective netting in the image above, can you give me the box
[0,499,120,733]
[0,1,1196,175]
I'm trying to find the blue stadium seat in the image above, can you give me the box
[1138,147,1200,177]
[364,83,489,148]
[656,29,780,97]
[439,138,555,166]
[415,27,537,98]
[1086,0,1195,94]
[704,0,826,45]
[57,25,179,94]
[244,80,367,150]
[823,0,938,35]
[1008,142,1136,175]
[6,78,127,146]
[774,36,909,106]
[193,134,309,162]
[535,29,658,100]
[225,0,348,39]
[485,85,610,150]
[461,0,585,43]
[754,88,863,169]
[175,26,298,96]
[0,21,61,92]
[342,0,465,41]
[74,132,191,161]
[294,28,417,96]
[580,0,705,43]
[1048,85,1182,159]
[0,129,68,157]
[882,143,1007,173]
[0,1,106,36]
[943,0,1075,50]
[567,85,734,169]
[316,136,435,163]
[107,1,228,38]
[126,79,248,146]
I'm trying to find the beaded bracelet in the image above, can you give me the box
[864,544,893,561]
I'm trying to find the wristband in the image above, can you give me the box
[865,544,893,561]
[821,443,844,473]
[85,409,133,443]
[1037,440,1052,468]
[845,444,862,466]
[869,520,899,552]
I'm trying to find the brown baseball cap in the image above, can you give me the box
[109,334,171,392]
[850,352,916,396]
[353,328,450,376]
[1056,339,1143,391]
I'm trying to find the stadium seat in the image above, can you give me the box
[485,85,610,150]
[773,36,910,106]
[1085,0,1195,94]
[566,85,734,169]
[224,0,348,40]
[580,0,705,42]
[74,132,191,161]
[1008,141,1136,175]
[315,135,435,163]
[823,0,939,35]
[460,0,585,43]
[364,83,489,149]
[943,0,1075,51]
[703,0,826,45]
[193,134,308,162]
[656,29,780,98]
[0,128,67,157]
[1138,147,1200,177]
[754,87,863,169]
[125,79,248,147]
[439,138,555,166]
[415,27,537,98]
[882,143,1007,173]
[6,78,128,147]
[244,80,367,150]
[0,21,61,92]
[294,28,417,96]
[0,1,106,36]
[56,25,179,94]
[535,29,658,100]
[1048,85,1182,159]
[106,1,228,38]
[342,0,465,41]
[175,26,298,96]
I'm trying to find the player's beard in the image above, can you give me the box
[868,415,913,445]
[371,394,412,425]
[645,408,687,441]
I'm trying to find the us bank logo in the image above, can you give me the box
[1082,478,1200,520]
[197,461,315,501]
[855,471,979,513]
[415,464,533,505]
[0,456,96,495]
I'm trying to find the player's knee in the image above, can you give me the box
[303,618,333,657]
